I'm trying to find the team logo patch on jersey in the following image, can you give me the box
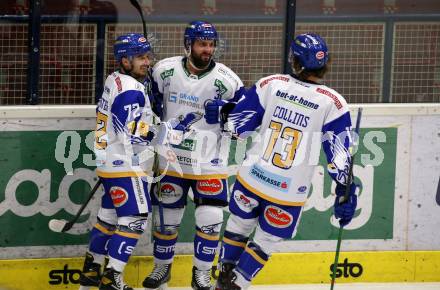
[264,205,293,228]
[112,160,124,166]
[196,179,223,195]
[110,186,128,207]
[210,158,224,166]
[128,219,148,232]
[233,190,259,213]
[159,183,183,204]
[298,186,307,193]
[214,79,228,98]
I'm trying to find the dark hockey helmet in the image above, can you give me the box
[183,20,218,51]
[114,33,152,62]
[291,33,329,70]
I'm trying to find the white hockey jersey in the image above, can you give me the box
[152,56,245,179]
[228,74,353,206]
[94,71,156,178]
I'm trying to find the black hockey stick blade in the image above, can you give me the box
[129,0,147,37]
[48,179,102,233]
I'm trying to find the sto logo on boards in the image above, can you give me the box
[329,258,363,278]
[49,264,81,285]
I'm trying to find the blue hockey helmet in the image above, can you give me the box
[184,21,218,50]
[114,33,152,62]
[291,33,329,70]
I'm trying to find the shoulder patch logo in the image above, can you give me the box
[115,76,122,92]
[259,76,289,88]
[316,87,342,109]
[214,79,228,98]
[160,68,174,80]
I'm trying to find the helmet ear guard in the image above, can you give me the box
[290,33,329,71]
[114,33,152,62]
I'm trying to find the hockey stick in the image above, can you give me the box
[129,0,147,37]
[49,179,102,233]
[129,0,166,234]
[330,107,363,290]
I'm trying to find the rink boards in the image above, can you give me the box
[0,251,439,289]
[0,104,439,289]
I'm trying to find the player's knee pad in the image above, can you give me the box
[225,213,257,237]
[97,207,118,226]
[252,225,283,255]
[195,205,223,235]
[117,215,148,235]
[153,207,185,234]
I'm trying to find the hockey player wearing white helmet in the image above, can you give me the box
[209,33,359,290]
[142,21,246,290]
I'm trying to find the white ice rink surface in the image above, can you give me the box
[135,283,440,290]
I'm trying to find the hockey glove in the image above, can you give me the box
[334,183,358,227]
[204,99,226,124]
[174,111,203,131]
[155,112,203,145]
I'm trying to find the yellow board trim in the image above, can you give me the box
[223,237,246,248]
[236,175,306,206]
[0,251,439,289]
[160,170,228,180]
[153,231,178,240]
[96,170,149,178]
[196,231,219,241]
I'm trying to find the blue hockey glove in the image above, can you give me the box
[174,112,203,131]
[334,183,358,227]
[204,99,226,124]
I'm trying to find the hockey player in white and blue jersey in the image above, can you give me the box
[78,33,183,290]
[211,33,359,290]
[142,21,246,290]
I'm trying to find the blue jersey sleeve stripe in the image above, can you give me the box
[230,86,246,102]
[322,111,352,135]
[229,85,265,136]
